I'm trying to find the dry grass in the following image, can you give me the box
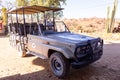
[80,33,120,41]
[64,18,120,41]
[64,18,120,33]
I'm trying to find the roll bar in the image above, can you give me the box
[8,5,63,37]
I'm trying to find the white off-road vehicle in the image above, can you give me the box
[8,5,103,78]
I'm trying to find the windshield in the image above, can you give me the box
[55,21,69,32]
[41,21,70,35]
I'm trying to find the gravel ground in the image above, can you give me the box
[0,37,120,80]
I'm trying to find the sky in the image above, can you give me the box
[62,0,120,18]
[1,0,120,19]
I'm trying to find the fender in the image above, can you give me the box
[42,44,74,59]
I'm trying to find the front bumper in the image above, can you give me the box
[71,51,102,69]
[71,38,103,69]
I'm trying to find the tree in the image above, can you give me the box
[16,0,66,18]
[29,0,38,6]
[0,0,14,26]
[44,0,66,7]
[2,8,7,26]
[0,0,14,12]
[16,0,28,7]
[16,0,66,7]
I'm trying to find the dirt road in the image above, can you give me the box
[0,37,120,80]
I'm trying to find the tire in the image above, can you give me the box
[49,52,70,78]
[17,43,26,57]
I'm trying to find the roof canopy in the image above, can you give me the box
[8,5,63,14]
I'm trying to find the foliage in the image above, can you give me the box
[113,23,120,33]
[16,0,28,7]
[64,18,106,33]
[2,8,7,26]
[16,0,66,7]
[43,0,66,7]
[0,0,14,27]
[84,33,120,41]
[0,0,14,11]
[29,0,38,6]
[16,0,66,18]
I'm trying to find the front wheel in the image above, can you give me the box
[49,52,70,78]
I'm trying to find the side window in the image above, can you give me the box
[33,25,39,35]
[39,24,45,32]
[30,23,39,35]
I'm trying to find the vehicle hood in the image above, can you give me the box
[47,32,96,45]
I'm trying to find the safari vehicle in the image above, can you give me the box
[8,5,103,78]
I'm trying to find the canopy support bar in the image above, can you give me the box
[44,12,46,27]
[16,11,19,33]
[11,14,13,25]
[22,8,27,36]
[53,11,55,30]
[37,13,39,22]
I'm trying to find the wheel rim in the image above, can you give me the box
[54,59,61,71]
[52,57,62,72]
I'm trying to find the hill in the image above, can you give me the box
[63,17,120,33]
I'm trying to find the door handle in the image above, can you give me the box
[43,41,50,44]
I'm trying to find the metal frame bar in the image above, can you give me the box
[37,13,39,22]
[29,14,33,34]
[11,14,13,25]
[44,12,46,28]
[22,8,27,36]
[37,13,43,36]
[10,14,13,32]
[16,11,19,33]
[53,11,55,30]
[31,14,33,22]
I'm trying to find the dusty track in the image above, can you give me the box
[0,37,120,80]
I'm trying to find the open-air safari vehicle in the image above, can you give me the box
[8,5,103,78]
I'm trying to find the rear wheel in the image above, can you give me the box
[17,43,26,57]
[49,52,70,78]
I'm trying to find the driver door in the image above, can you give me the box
[27,24,43,56]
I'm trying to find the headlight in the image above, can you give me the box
[76,47,81,58]
[97,41,103,49]
[76,47,81,53]
[97,42,101,47]
[75,47,87,58]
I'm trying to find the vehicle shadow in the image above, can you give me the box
[0,43,120,80]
